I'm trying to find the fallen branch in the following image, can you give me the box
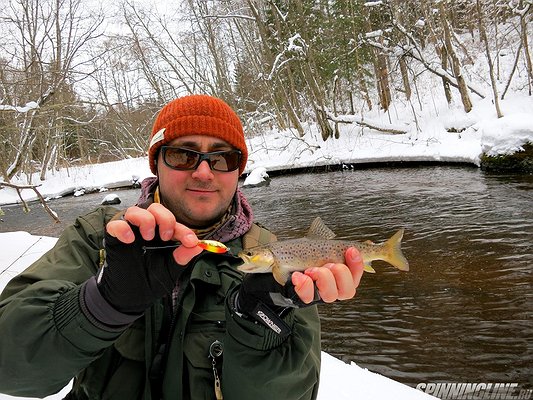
[325,111,408,135]
[0,181,60,223]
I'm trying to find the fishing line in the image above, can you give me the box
[1,236,44,276]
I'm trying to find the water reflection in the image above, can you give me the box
[1,166,532,388]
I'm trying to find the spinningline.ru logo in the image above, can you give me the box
[416,382,533,399]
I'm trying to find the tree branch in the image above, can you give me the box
[325,111,408,135]
[383,21,486,99]
[0,182,60,223]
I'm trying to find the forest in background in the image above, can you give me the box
[1,0,532,183]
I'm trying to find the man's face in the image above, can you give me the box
[156,135,240,228]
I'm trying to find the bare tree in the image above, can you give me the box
[245,0,306,136]
[0,0,104,181]
[505,0,533,96]
[437,1,473,113]
[476,0,503,117]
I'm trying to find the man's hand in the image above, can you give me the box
[292,247,364,304]
[93,204,204,315]
[234,248,364,335]
[106,203,203,265]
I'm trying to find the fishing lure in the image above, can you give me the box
[197,240,228,254]
[143,239,228,254]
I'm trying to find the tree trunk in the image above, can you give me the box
[501,41,523,99]
[439,2,473,113]
[374,51,391,111]
[476,0,503,118]
[519,2,533,95]
[399,56,412,101]
[363,6,391,111]
[437,45,453,104]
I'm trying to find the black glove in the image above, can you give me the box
[95,225,186,315]
[234,274,322,337]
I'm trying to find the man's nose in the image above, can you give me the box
[192,159,214,178]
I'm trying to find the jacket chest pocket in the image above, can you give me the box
[182,304,226,399]
[184,258,243,362]
[183,285,227,368]
[180,258,240,399]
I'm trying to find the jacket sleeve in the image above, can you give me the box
[223,294,321,400]
[0,207,126,397]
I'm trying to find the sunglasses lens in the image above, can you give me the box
[163,147,199,170]
[210,152,241,172]
[162,147,241,172]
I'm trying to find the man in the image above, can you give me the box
[0,94,364,399]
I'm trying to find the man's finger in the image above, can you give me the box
[173,246,204,266]
[323,263,356,300]
[123,206,156,240]
[170,223,198,248]
[106,219,136,243]
[303,267,339,303]
[292,271,316,304]
[147,203,177,241]
[345,247,364,289]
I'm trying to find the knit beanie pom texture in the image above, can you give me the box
[148,95,247,174]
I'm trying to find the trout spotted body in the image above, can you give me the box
[238,217,409,285]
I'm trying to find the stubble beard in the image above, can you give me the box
[161,192,232,229]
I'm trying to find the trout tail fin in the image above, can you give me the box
[381,228,409,271]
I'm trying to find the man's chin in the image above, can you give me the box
[180,210,225,229]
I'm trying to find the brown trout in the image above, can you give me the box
[238,217,409,285]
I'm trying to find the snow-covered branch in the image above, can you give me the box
[385,21,486,99]
[0,182,60,223]
[204,13,255,21]
[363,1,384,7]
[0,102,40,113]
[508,0,532,16]
[267,34,306,80]
[325,112,408,135]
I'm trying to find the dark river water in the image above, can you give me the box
[1,166,532,390]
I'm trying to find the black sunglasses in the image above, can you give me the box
[161,146,242,172]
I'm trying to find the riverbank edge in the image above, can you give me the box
[480,142,533,173]
[2,155,531,209]
[1,159,476,208]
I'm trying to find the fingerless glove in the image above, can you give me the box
[234,274,322,337]
[82,224,187,326]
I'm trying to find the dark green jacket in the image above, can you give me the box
[0,206,321,400]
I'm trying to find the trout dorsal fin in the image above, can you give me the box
[306,217,336,240]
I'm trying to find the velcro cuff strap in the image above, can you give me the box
[81,277,142,328]
[249,301,291,339]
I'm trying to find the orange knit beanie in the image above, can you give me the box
[148,95,247,175]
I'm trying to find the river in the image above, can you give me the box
[1,166,532,390]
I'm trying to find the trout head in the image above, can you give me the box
[237,247,276,274]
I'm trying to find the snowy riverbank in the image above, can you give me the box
[1,92,532,207]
